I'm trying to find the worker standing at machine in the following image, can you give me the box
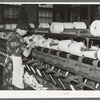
[2,20,36,90]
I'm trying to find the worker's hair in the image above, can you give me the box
[16,20,31,31]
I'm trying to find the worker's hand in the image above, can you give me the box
[26,41,36,49]
[30,42,36,48]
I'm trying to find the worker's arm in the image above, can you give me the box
[23,42,36,57]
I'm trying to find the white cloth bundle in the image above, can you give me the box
[11,56,24,89]
[58,40,72,52]
[50,22,64,33]
[69,41,86,56]
[24,71,48,90]
[83,51,98,59]
[63,22,74,29]
[90,20,100,36]
[73,22,87,29]
[39,23,50,28]
[29,23,35,28]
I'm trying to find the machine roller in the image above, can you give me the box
[78,57,95,76]
[58,51,69,58]
[42,47,50,54]
[89,60,100,79]
[49,49,58,56]
[36,46,43,52]
[67,54,80,71]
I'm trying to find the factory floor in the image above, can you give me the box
[24,75,62,90]
[0,75,61,90]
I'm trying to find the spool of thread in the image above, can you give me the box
[42,38,53,49]
[39,23,50,28]
[50,22,64,33]
[90,20,100,36]
[63,22,74,29]
[69,41,86,56]
[37,38,46,47]
[50,39,59,50]
[46,38,53,49]
[58,40,72,52]
[83,51,98,59]
[73,22,87,29]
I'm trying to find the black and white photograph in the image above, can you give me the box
[0,1,100,98]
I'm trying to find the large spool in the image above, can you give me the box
[39,23,50,28]
[90,20,100,36]
[73,22,87,29]
[69,41,86,56]
[63,22,74,29]
[50,22,64,33]
[83,51,98,59]
[83,46,98,59]
[58,40,72,52]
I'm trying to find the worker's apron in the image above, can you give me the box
[5,56,24,89]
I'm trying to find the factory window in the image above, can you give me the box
[3,5,21,23]
[38,4,53,24]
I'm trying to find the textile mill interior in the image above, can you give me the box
[0,4,100,90]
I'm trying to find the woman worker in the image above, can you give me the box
[2,20,35,90]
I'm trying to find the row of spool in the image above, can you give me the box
[0,20,100,36]
[24,34,100,61]
[38,20,100,37]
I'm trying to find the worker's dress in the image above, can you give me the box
[2,32,25,90]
